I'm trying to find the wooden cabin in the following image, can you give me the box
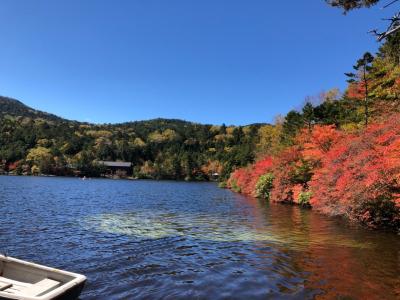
[98,161,132,177]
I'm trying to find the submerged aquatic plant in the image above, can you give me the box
[82,210,372,249]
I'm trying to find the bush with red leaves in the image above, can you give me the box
[227,120,400,230]
[310,116,400,230]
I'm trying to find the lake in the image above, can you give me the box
[0,176,399,299]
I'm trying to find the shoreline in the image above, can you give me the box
[0,173,217,183]
[1,173,398,234]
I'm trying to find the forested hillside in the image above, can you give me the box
[0,96,64,122]
[0,97,271,180]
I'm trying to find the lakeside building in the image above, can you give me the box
[97,161,132,177]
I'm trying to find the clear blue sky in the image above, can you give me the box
[0,0,396,125]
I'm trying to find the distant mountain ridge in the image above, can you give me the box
[0,96,66,122]
[0,95,267,127]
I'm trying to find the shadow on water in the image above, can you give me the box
[0,176,399,299]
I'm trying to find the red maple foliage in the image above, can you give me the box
[299,125,342,163]
[347,81,366,100]
[227,119,400,230]
[7,161,19,171]
[227,157,272,196]
[269,146,305,203]
[267,125,341,204]
[310,116,400,229]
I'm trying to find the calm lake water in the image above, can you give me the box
[0,176,399,299]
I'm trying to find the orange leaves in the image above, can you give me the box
[347,81,366,100]
[300,125,342,161]
[227,116,400,230]
[7,161,19,171]
[227,157,273,196]
[227,126,340,203]
[394,196,400,208]
[382,138,400,168]
[310,115,400,229]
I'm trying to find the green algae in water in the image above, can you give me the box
[83,211,372,249]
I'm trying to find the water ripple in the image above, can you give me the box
[0,176,399,300]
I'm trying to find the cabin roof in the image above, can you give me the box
[97,161,132,167]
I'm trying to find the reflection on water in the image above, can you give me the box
[84,211,371,249]
[0,176,399,300]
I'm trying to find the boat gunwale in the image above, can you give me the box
[0,255,86,300]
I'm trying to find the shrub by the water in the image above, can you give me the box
[227,157,273,196]
[229,178,241,193]
[298,191,312,207]
[255,173,274,200]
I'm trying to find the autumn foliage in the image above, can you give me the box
[227,156,273,195]
[310,116,400,229]
[347,81,366,100]
[228,119,400,230]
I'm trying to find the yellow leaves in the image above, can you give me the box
[94,137,111,146]
[369,58,400,101]
[36,138,51,147]
[148,131,163,143]
[341,123,362,133]
[209,125,221,134]
[214,134,233,141]
[85,130,113,138]
[60,142,70,153]
[148,129,179,143]
[140,161,155,175]
[226,126,236,135]
[213,134,225,141]
[163,129,179,141]
[257,125,282,154]
[26,147,54,173]
[242,126,253,135]
[31,165,40,175]
[26,147,52,163]
[74,131,83,137]
[224,146,232,152]
[73,152,83,161]
[132,137,146,147]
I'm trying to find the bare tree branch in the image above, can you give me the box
[378,25,400,40]
[382,0,400,9]
[370,11,400,40]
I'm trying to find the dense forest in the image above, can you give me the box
[0,96,271,180]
